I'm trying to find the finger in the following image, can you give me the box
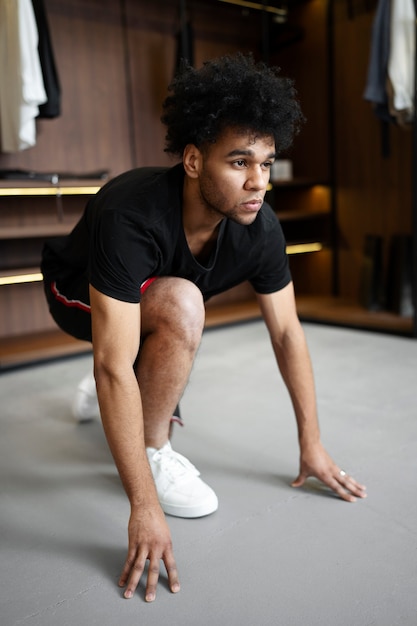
[121,552,147,599]
[349,480,367,497]
[291,472,307,488]
[118,553,133,588]
[338,472,367,498]
[164,552,180,594]
[328,476,357,502]
[145,556,161,603]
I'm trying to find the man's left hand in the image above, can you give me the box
[291,442,367,502]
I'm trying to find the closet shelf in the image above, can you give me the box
[0,329,92,370]
[277,208,330,221]
[0,222,77,240]
[296,295,414,336]
[270,177,328,189]
[0,181,102,196]
[0,266,40,279]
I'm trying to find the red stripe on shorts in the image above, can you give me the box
[51,278,157,309]
[51,281,91,312]
[140,277,158,294]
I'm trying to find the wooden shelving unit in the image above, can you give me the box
[1,169,411,372]
[0,329,91,370]
[269,179,332,247]
[296,295,413,335]
[0,182,103,366]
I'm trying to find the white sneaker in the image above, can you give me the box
[72,372,99,422]
[146,442,218,518]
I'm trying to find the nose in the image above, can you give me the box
[244,166,268,191]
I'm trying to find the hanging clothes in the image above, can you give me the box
[363,0,394,122]
[31,0,61,118]
[364,0,416,127]
[387,0,415,124]
[174,0,194,76]
[0,0,47,152]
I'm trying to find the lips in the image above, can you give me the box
[241,199,263,212]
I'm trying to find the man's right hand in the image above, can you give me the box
[118,505,180,602]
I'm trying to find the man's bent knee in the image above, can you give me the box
[140,278,205,340]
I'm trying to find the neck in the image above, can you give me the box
[182,176,223,236]
[182,177,222,260]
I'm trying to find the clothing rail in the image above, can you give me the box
[218,0,287,17]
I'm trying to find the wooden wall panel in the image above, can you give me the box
[0,283,56,337]
[124,0,261,167]
[123,1,178,168]
[270,0,332,294]
[289,249,333,296]
[190,1,262,64]
[271,1,330,180]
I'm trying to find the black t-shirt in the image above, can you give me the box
[42,164,291,303]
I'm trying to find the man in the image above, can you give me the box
[41,53,367,603]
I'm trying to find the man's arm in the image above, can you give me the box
[256,282,366,502]
[89,285,180,601]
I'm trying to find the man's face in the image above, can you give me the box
[196,127,276,226]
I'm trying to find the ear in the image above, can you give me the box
[183,144,202,179]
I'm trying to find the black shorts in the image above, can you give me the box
[44,275,182,421]
[43,274,92,342]
[43,275,158,343]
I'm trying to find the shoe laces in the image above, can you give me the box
[153,444,200,480]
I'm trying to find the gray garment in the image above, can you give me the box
[363,0,393,121]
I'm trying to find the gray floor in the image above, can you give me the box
[1,321,416,626]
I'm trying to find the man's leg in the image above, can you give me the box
[72,276,203,428]
[137,277,218,518]
[137,277,205,448]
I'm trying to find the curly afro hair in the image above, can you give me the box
[161,52,305,157]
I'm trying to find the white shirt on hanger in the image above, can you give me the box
[0,0,47,152]
[387,0,416,121]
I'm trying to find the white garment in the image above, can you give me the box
[387,0,416,121]
[0,0,47,152]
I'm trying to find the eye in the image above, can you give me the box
[233,159,247,168]
[263,161,273,169]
